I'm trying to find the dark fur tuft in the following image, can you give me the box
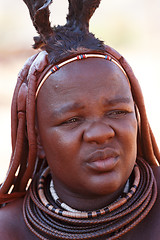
[66,0,101,32]
[46,27,105,63]
[23,0,54,42]
[23,0,105,64]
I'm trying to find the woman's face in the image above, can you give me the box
[37,58,137,199]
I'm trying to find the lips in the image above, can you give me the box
[86,148,119,172]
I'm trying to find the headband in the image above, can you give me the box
[35,53,129,98]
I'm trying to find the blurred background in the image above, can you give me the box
[0,0,160,182]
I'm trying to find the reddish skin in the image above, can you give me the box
[0,58,160,239]
[36,58,137,210]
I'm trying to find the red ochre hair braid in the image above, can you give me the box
[0,55,39,201]
[19,66,38,191]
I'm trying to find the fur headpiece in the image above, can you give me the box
[23,0,105,63]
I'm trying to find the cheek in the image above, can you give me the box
[40,127,81,164]
[116,118,137,157]
[114,119,137,186]
[41,128,84,186]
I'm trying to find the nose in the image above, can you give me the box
[83,121,115,144]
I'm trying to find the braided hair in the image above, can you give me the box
[0,0,159,205]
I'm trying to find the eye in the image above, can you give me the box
[61,117,83,126]
[107,110,129,119]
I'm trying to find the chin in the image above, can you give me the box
[98,183,123,196]
[84,175,125,197]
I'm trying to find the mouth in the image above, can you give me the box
[86,149,119,172]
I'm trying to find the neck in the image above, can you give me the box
[52,177,126,211]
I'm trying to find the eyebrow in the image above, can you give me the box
[51,97,132,118]
[103,97,132,106]
[52,102,85,117]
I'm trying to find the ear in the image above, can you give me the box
[35,124,46,159]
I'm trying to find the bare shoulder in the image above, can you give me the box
[0,198,38,240]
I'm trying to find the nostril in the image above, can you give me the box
[83,122,115,144]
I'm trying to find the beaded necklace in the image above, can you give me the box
[49,178,130,214]
[38,169,132,219]
[23,158,157,239]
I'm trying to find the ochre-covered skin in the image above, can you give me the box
[36,58,137,210]
[0,0,160,238]
[0,167,160,240]
[0,51,159,239]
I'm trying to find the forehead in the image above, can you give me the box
[37,58,132,108]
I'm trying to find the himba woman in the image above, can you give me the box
[0,0,160,239]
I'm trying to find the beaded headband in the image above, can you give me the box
[35,53,129,98]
